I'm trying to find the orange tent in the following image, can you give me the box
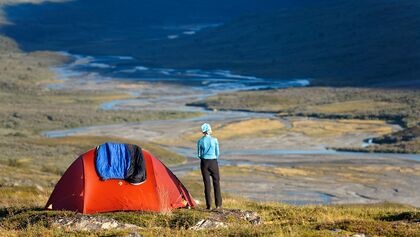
[46,145,195,213]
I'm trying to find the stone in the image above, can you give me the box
[100,221,119,229]
[189,208,262,230]
[124,231,144,237]
[212,208,263,225]
[53,214,140,232]
[35,184,44,192]
[190,219,227,230]
[351,234,371,237]
[124,223,140,229]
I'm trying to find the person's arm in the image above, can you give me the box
[197,140,201,159]
[215,138,219,159]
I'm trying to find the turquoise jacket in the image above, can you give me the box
[197,135,219,159]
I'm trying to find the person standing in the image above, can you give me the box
[197,123,222,210]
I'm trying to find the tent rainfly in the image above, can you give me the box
[45,143,195,213]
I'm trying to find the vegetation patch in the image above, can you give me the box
[100,209,209,229]
[185,118,285,143]
[189,87,420,153]
[216,118,285,139]
[1,203,418,236]
[218,165,316,178]
[189,87,419,126]
[290,119,393,137]
[380,211,420,222]
[308,100,406,114]
[317,219,420,237]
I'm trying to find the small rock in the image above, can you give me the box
[212,209,262,225]
[241,210,262,225]
[100,221,119,229]
[190,219,227,230]
[35,184,44,192]
[330,228,342,232]
[124,232,144,237]
[53,214,139,232]
[46,115,54,121]
[190,209,262,230]
[12,112,21,118]
[124,223,140,229]
[351,234,370,237]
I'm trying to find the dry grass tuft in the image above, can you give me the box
[307,100,406,114]
[215,118,285,140]
[184,118,285,143]
[290,119,394,137]
[219,165,317,178]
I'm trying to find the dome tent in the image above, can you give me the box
[45,143,195,213]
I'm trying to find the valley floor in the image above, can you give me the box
[41,78,420,208]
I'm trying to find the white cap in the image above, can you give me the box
[201,123,212,133]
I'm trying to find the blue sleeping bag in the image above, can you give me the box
[96,142,131,180]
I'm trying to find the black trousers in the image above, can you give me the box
[200,159,222,208]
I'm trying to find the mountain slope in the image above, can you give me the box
[134,0,420,87]
[1,0,301,53]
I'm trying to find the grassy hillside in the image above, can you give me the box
[1,202,419,236]
[0,0,66,24]
[0,34,18,51]
[2,162,420,236]
[134,0,420,87]
[0,0,301,53]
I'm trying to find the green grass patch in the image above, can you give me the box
[100,209,209,229]
[189,87,419,127]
